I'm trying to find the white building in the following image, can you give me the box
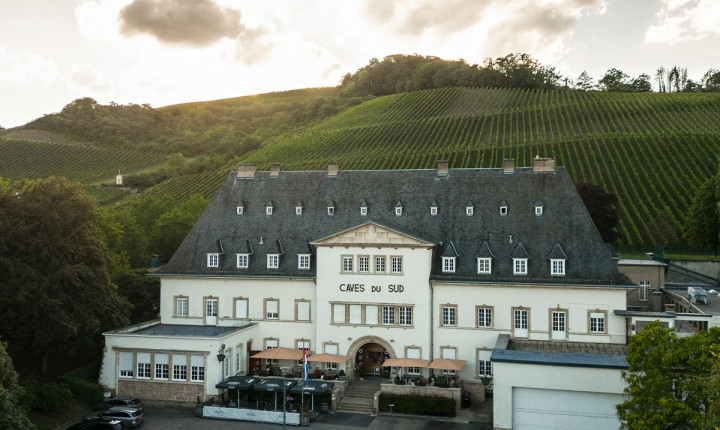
[100,159,635,429]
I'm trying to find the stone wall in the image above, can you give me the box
[118,380,205,406]
[462,381,486,403]
[379,383,462,409]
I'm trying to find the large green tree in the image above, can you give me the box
[575,182,620,243]
[684,168,720,255]
[0,340,35,430]
[0,177,129,372]
[617,321,720,429]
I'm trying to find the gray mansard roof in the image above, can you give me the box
[158,163,628,286]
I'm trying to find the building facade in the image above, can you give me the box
[100,159,634,428]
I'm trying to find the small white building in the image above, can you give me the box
[100,159,635,428]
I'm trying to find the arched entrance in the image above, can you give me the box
[347,336,396,377]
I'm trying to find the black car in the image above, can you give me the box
[94,396,144,413]
[83,407,144,428]
[67,420,123,429]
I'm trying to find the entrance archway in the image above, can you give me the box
[346,336,397,377]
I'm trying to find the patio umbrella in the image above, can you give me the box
[251,347,304,360]
[383,358,428,382]
[306,353,351,364]
[427,358,466,372]
[216,376,260,406]
[289,380,335,410]
[253,378,297,411]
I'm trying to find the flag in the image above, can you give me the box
[303,349,309,383]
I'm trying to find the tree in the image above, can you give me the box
[656,67,666,92]
[702,69,720,92]
[684,168,720,255]
[648,209,678,246]
[149,194,208,262]
[617,321,720,429]
[575,183,620,243]
[0,177,129,372]
[575,71,594,91]
[599,68,632,92]
[0,340,35,430]
[631,74,652,92]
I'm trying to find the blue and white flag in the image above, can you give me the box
[303,349,309,383]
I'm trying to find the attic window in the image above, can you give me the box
[466,201,474,216]
[267,254,279,269]
[513,258,527,275]
[500,201,508,216]
[442,257,456,273]
[395,201,403,216]
[327,202,335,216]
[207,253,219,268]
[236,205,244,215]
[265,202,273,215]
[477,258,492,274]
[534,200,544,216]
[298,254,311,270]
[360,202,368,216]
[296,202,303,215]
[237,253,249,269]
[430,202,438,216]
[551,259,565,276]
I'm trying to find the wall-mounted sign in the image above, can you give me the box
[338,284,404,293]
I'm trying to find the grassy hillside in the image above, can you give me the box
[242,87,720,248]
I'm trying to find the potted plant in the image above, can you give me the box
[194,396,203,417]
[301,406,310,426]
[338,369,346,380]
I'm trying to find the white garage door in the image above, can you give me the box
[512,387,624,430]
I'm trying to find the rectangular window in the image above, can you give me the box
[466,207,474,216]
[391,256,403,274]
[327,207,335,215]
[265,299,279,319]
[358,256,370,273]
[382,306,395,325]
[298,255,311,270]
[296,341,310,365]
[513,258,527,275]
[119,352,133,378]
[265,339,278,364]
[514,309,529,338]
[137,353,151,379]
[207,253,219,268]
[477,350,492,377]
[154,353,169,380]
[172,354,187,381]
[639,281,650,301]
[365,305,378,325]
[442,306,457,326]
[477,307,492,327]
[406,348,421,374]
[551,259,565,276]
[236,206,244,215]
[325,344,339,370]
[399,306,413,326]
[235,298,248,319]
[190,355,205,382]
[375,256,386,273]
[297,301,310,321]
[333,304,346,323]
[237,254,249,268]
[552,311,567,340]
[223,350,230,378]
[477,258,491,274]
[442,257,455,273]
[267,254,279,269]
[235,347,242,373]
[175,297,188,317]
[500,206,508,216]
[342,256,353,272]
[441,348,457,374]
[296,206,302,215]
[590,312,606,333]
[430,206,438,216]
[349,305,362,324]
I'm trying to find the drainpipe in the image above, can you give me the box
[430,281,434,378]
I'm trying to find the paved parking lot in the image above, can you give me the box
[137,406,490,430]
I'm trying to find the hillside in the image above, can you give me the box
[242,87,720,248]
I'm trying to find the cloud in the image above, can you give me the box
[67,64,114,95]
[645,0,720,44]
[234,24,275,65]
[0,45,59,89]
[118,0,244,47]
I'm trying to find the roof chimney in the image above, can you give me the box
[327,162,339,177]
[269,163,281,177]
[503,159,515,174]
[437,160,449,176]
[532,156,555,173]
[237,163,256,179]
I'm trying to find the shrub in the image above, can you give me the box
[379,393,456,416]
[59,374,104,406]
[34,382,73,412]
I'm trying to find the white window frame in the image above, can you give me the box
[236,205,244,215]
[477,258,492,274]
[358,255,370,273]
[535,206,543,216]
[513,308,529,338]
[590,312,606,333]
[442,257,456,273]
[264,339,279,365]
[172,354,187,381]
[136,353,151,379]
[382,306,395,325]
[175,297,188,317]
[466,206,473,216]
[298,254,311,270]
[430,206,438,216]
[332,304,346,323]
[325,344,339,370]
[267,254,279,269]
[551,259,565,276]
[266,205,273,215]
[477,306,492,328]
[551,310,567,340]
[234,298,248,319]
[296,300,310,321]
[296,205,303,215]
[442,305,457,327]
[237,253,249,269]
[399,306,413,326]
[342,255,353,273]
[207,253,219,268]
[391,256,403,274]
[395,206,403,216]
[190,355,205,382]
[154,353,169,380]
[375,256,386,273]
[327,206,335,215]
[441,348,457,374]
[360,206,368,216]
[119,352,134,378]
[513,258,527,275]
[406,348,421,375]
[639,281,650,301]
[500,205,508,216]
[477,350,492,377]
[265,299,279,320]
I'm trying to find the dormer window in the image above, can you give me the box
[298,254,311,270]
[360,202,368,216]
[395,201,403,216]
[265,202,273,215]
[296,202,303,215]
[207,253,219,268]
[551,259,565,276]
[430,201,438,216]
[237,253,249,269]
[327,202,335,216]
[442,257,456,273]
[236,205,244,215]
[466,201,474,216]
[267,254,279,269]
[513,258,527,275]
[534,199,544,216]
[500,201,508,216]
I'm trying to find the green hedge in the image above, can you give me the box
[59,365,104,407]
[379,393,456,416]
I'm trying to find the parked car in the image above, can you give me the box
[67,420,123,429]
[94,396,144,413]
[83,407,144,428]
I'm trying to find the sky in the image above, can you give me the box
[1,0,720,128]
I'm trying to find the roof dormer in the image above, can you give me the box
[265,201,274,215]
[395,201,403,216]
[500,200,508,216]
[534,199,544,216]
[466,200,474,216]
[360,201,368,216]
[441,241,459,273]
[236,202,245,215]
[430,200,438,216]
[295,201,303,215]
[327,201,335,216]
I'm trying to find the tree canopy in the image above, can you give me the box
[575,182,620,243]
[0,340,35,430]
[0,177,129,372]
[617,321,720,429]
[683,163,720,255]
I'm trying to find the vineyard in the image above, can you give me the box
[113,171,227,212]
[0,139,165,184]
[243,87,720,247]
